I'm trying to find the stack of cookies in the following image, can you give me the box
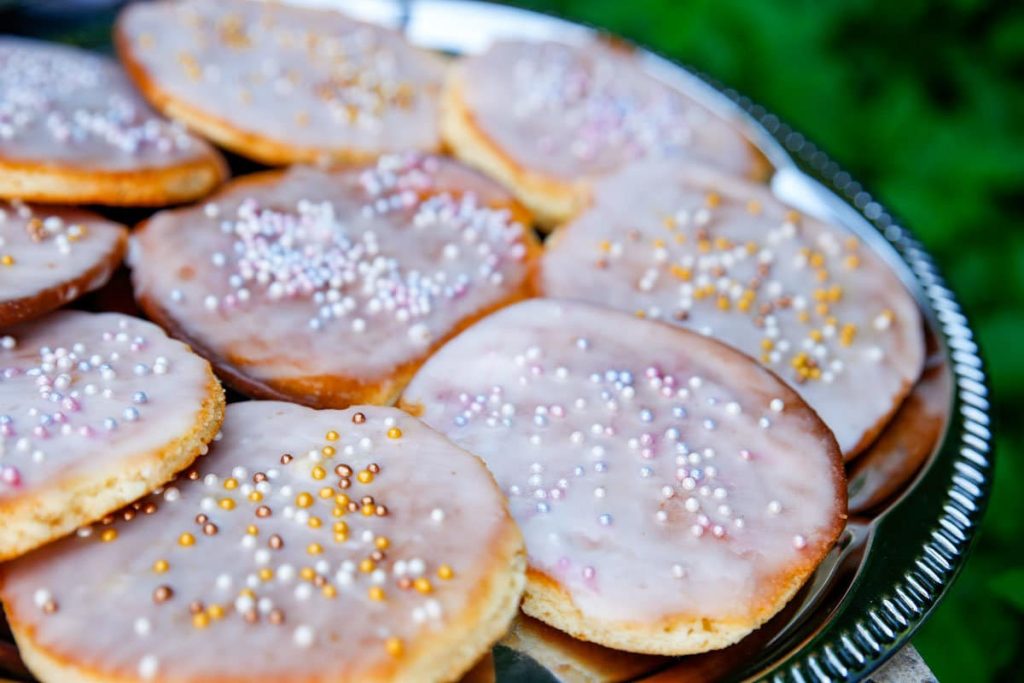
[0,2,926,681]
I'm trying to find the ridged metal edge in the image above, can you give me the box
[718,89,992,682]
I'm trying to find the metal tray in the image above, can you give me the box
[0,1,993,681]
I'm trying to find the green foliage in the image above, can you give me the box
[510,0,1023,680]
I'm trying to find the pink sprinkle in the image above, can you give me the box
[0,466,21,487]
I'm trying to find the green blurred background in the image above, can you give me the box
[506,0,1022,679]
[3,0,1020,679]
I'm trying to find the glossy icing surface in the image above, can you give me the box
[0,311,214,502]
[541,162,924,455]
[0,36,211,171]
[118,0,445,158]
[404,300,845,624]
[129,155,534,387]
[1,402,517,681]
[458,40,757,182]
[0,200,125,305]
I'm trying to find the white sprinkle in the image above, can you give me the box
[134,617,151,636]
[293,625,314,648]
[33,588,52,608]
[769,398,784,412]
[138,655,159,680]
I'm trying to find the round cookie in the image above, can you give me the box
[0,402,526,683]
[0,310,224,561]
[0,200,128,328]
[539,162,925,458]
[401,299,847,655]
[848,339,950,514]
[115,0,446,166]
[128,153,539,408]
[443,39,767,226]
[0,37,226,206]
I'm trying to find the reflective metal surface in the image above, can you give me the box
[0,2,992,681]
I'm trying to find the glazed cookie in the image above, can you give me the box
[0,37,225,206]
[443,39,766,226]
[129,154,538,407]
[116,0,446,166]
[0,200,128,328]
[0,402,526,683]
[402,300,846,655]
[0,311,224,561]
[539,162,925,458]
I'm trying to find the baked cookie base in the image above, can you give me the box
[0,372,225,561]
[0,155,226,208]
[0,230,127,328]
[520,565,808,656]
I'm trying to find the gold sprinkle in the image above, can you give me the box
[100,528,118,543]
[152,559,169,573]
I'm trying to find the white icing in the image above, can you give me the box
[404,300,844,625]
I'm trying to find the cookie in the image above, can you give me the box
[0,402,525,683]
[0,311,224,561]
[0,36,226,207]
[402,299,846,655]
[848,334,950,514]
[115,0,446,166]
[539,162,925,458]
[443,39,767,226]
[500,615,664,683]
[129,154,539,407]
[0,200,128,328]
